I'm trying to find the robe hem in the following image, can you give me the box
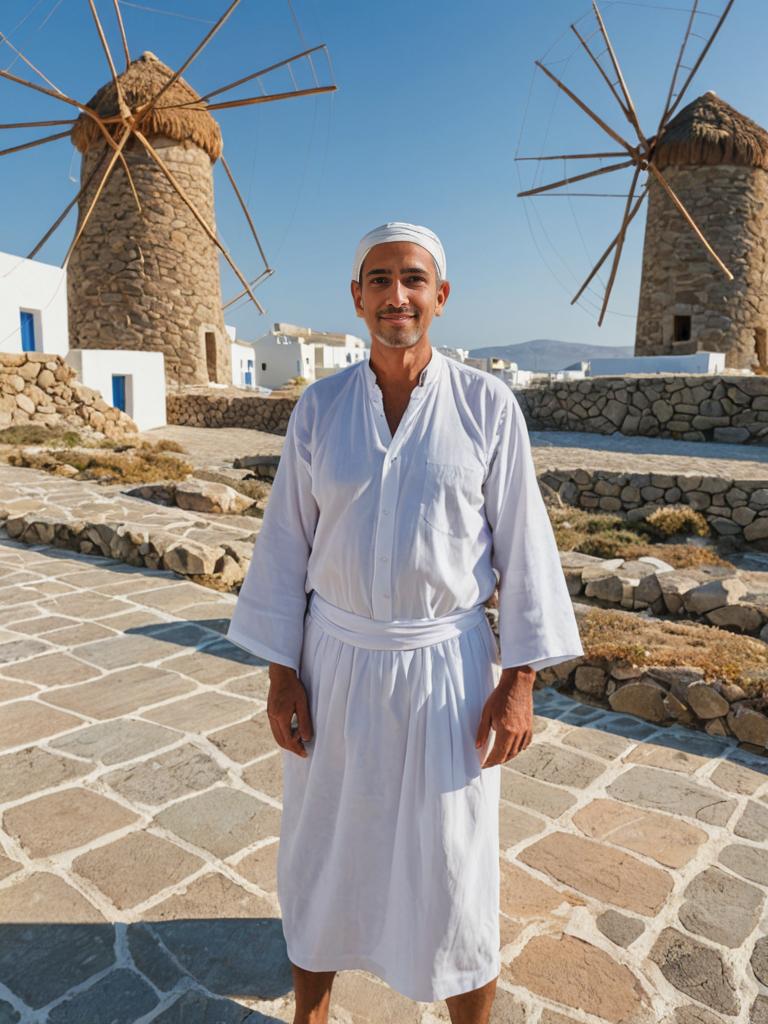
[284,946,501,1003]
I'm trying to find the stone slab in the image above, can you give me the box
[623,743,709,775]
[560,726,633,760]
[608,766,737,826]
[501,742,605,789]
[241,753,283,801]
[153,786,281,857]
[499,803,547,849]
[597,909,645,948]
[500,771,577,819]
[719,842,768,886]
[735,800,768,841]
[0,699,84,751]
[0,745,90,802]
[47,968,158,1023]
[104,742,228,806]
[234,840,279,894]
[519,831,673,915]
[678,866,764,948]
[44,666,195,719]
[141,691,255,733]
[208,714,273,763]
[499,860,582,921]
[650,928,739,1015]
[573,798,708,868]
[710,760,766,796]
[50,717,180,765]
[0,653,100,687]
[3,787,139,856]
[73,831,205,909]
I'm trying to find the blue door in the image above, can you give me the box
[112,375,127,411]
[20,311,36,352]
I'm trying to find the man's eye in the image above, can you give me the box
[407,276,427,284]
[370,277,389,285]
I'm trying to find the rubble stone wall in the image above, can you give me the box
[166,387,298,434]
[0,353,137,438]
[635,165,768,370]
[68,135,230,388]
[517,374,768,444]
[540,466,768,547]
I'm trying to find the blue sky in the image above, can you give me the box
[1,0,765,350]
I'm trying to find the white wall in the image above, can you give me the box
[588,352,727,376]
[0,251,68,356]
[231,339,257,388]
[66,349,167,431]
[246,335,315,389]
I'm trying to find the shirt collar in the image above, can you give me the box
[363,347,442,390]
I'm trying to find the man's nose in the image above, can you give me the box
[386,280,408,307]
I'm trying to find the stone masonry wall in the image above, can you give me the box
[540,466,768,547]
[68,135,230,389]
[634,165,768,370]
[166,387,298,434]
[0,353,137,438]
[517,374,768,444]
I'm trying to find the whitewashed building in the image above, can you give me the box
[0,251,68,356]
[239,323,367,390]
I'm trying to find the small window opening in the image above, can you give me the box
[755,328,768,370]
[261,362,267,371]
[112,375,127,412]
[20,310,37,352]
[673,315,691,342]
[205,332,218,380]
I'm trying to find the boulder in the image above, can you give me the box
[573,665,607,697]
[163,540,225,576]
[608,679,668,723]
[727,708,768,748]
[706,604,763,634]
[685,682,730,720]
[683,577,747,615]
[174,479,255,515]
[659,572,705,614]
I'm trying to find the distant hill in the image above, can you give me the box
[468,340,634,373]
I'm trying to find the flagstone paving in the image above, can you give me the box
[0,537,766,1023]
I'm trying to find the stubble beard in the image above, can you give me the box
[373,316,424,349]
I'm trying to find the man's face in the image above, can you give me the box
[350,241,450,349]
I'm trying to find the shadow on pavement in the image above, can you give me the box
[0,918,290,1022]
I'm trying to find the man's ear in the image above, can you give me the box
[350,279,365,318]
[435,279,451,317]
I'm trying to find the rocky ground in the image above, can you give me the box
[0,538,766,1024]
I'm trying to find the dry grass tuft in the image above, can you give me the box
[549,506,728,567]
[0,425,83,448]
[10,447,192,485]
[644,505,709,538]
[580,607,768,694]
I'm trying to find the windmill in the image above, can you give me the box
[0,1,336,386]
[516,0,737,330]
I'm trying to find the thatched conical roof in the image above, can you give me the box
[72,51,222,161]
[654,92,768,171]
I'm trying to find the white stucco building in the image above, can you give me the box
[66,349,167,431]
[0,251,68,356]
[238,323,368,390]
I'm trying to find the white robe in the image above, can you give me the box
[228,348,582,1002]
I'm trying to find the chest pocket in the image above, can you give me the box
[419,461,485,539]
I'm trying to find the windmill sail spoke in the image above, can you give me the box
[0,129,71,157]
[220,156,270,268]
[63,128,132,266]
[0,30,63,95]
[535,61,637,156]
[658,0,699,134]
[571,186,648,305]
[662,0,735,128]
[517,158,635,198]
[570,23,629,118]
[0,66,97,118]
[647,164,733,279]
[598,164,642,325]
[188,45,331,107]
[516,152,628,161]
[133,128,266,314]
[0,118,76,129]
[198,84,336,113]
[591,1,648,148]
[223,268,274,311]
[147,0,244,112]
[87,0,126,113]
[113,0,131,70]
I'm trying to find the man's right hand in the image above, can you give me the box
[267,663,314,758]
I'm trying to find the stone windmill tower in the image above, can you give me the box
[634,92,768,370]
[69,52,230,388]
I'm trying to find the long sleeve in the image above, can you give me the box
[226,391,319,672]
[483,391,583,671]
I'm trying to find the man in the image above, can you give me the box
[228,222,582,1024]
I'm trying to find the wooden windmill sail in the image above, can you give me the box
[0,0,336,315]
[516,0,736,326]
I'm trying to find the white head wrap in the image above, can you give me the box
[352,222,446,283]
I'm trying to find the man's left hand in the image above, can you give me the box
[475,665,535,768]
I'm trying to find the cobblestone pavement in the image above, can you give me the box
[0,540,767,1023]
[148,424,768,480]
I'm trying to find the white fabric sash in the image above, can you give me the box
[307,591,487,651]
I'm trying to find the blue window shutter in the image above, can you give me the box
[20,312,36,353]
[112,375,126,411]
